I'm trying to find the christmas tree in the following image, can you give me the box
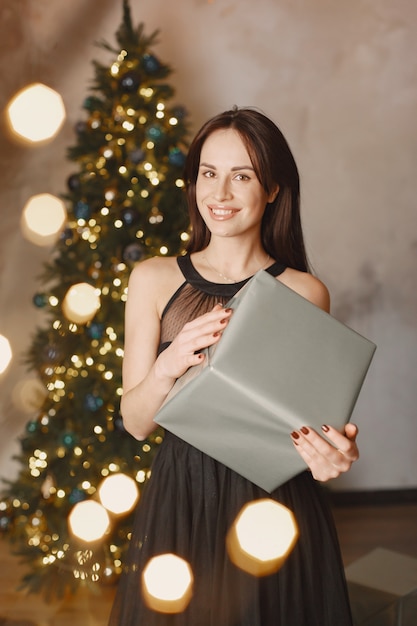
[0,0,190,600]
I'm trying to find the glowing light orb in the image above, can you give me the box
[68,500,110,542]
[226,499,299,577]
[62,283,100,324]
[6,82,66,143]
[142,553,193,614]
[0,335,12,374]
[21,193,67,246]
[12,376,47,412]
[98,473,139,515]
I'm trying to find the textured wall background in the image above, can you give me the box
[0,0,416,490]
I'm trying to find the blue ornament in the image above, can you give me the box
[129,148,145,164]
[146,124,164,143]
[74,201,91,220]
[84,393,104,412]
[121,207,140,226]
[120,70,141,92]
[33,293,47,308]
[142,53,160,74]
[123,242,145,264]
[69,488,86,505]
[61,432,77,448]
[168,147,186,168]
[26,420,38,434]
[171,106,187,121]
[67,174,80,191]
[60,227,73,243]
[74,121,87,135]
[113,413,126,433]
[87,322,104,340]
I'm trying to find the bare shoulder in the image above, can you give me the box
[127,256,184,316]
[278,268,330,312]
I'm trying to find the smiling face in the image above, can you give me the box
[195,128,277,242]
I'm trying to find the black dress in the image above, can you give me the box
[108,255,353,626]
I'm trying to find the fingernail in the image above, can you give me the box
[213,331,220,337]
[300,426,309,435]
[321,424,330,433]
[224,308,233,313]
[291,431,300,440]
[220,318,228,324]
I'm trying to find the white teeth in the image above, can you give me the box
[212,208,233,216]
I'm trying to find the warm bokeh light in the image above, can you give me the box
[226,499,299,577]
[21,193,67,246]
[0,334,13,374]
[6,82,66,143]
[11,377,47,412]
[98,473,139,515]
[142,553,193,614]
[68,500,110,542]
[62,282,101,324]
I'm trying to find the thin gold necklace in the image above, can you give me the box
[203,253,271,283]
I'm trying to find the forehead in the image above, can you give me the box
[200,128,251,164]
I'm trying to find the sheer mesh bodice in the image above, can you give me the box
[159,255,286,351]
[108,254,353,626]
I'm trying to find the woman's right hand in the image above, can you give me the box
[155,304,233,381]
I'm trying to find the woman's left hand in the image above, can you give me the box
[290,423,359,482]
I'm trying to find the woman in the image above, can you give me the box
[108,107,358,625]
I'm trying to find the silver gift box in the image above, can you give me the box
[155,270,376,492]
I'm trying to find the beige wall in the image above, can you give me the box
[0,0,416,490]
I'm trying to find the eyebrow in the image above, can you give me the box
[199,162,255,172]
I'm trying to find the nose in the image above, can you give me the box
[213,176,232,201]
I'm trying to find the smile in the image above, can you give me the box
[208,206,239,219]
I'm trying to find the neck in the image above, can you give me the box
[196,243,272,284]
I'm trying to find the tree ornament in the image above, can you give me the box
[120,70,141,92]
[129,147,145,164]
[142,53,161,74]
[87,322,104,340]
[74,120,88,135]
[26,419,39,434]
[123,242,145,264]
[113,412,126,433]
[171,105,187,121]
[83,96,102,111]
[33,293,48,308]
[146,124,164,143]
[61,431,78,448]
[67,173,81,191]
[42,343,61,363]
[168,147,186,167]
[120,207,140,226]
[69,488,87,505]
[74,200,91,220]
[84,392,104,412]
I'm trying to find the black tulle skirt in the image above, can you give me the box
[108,431,352,626]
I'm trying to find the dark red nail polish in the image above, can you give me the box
[213,331,220,337]
[321,424,330,432]
[291,431,300,440]
[300,426,309,435]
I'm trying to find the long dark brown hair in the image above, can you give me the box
[184,107,310,272]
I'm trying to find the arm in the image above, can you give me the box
[280,269,359,481]
[120,259,232,440]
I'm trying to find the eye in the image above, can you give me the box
[234,173,250,181]
[200,169,215,179]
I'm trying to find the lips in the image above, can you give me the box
[208,205,240,220]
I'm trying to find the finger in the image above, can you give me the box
[320,424,359,458]
[344,423,359,441]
